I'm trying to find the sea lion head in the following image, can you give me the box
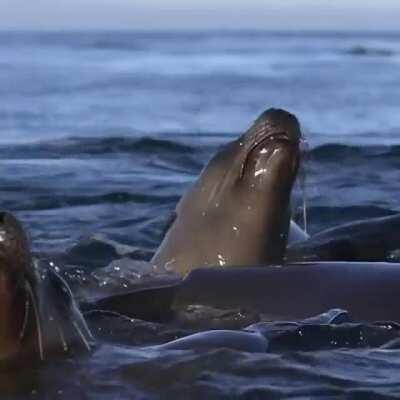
[0,212,93,362]
[0,212,32,360]
[152,108,302,275]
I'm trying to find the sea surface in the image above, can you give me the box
[1,30,400,399]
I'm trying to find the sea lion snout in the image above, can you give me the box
[253,108,302,144]
[241,109,301,182]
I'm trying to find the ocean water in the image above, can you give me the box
[1,31,400,399]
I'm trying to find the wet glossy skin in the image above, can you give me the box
[175,263,400,322]
[152,108,302,276]
[0,212,93,362]
[0,212,31,360]
[87,262,400,323]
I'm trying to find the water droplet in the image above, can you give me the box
[217,254,226,266]
[254,168,267,177]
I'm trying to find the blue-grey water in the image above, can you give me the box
[1,31,400,399]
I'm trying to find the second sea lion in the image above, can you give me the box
[0,212,94,362]
[152,108,302,275]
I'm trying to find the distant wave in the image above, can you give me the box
[3,137,400,162]
[86,38,146,52]
[5,191,180,212]
[74,136,196,155]
[302,205,397,220]
[0,136,197,158]
[308,143,400,161]
[345,45,394,57]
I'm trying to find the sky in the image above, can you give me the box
[1,0,400,31]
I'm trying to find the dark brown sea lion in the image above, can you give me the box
[287,213,400,262]
[152,108,302,275]
[0,212,93,362]
[88,262,400,323]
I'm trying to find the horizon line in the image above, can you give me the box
[1,27,400,33]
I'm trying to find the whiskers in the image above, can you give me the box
[299,137,309,234]
[22,260,94,361]
[72,321,92,352]
[25,279,44,361]
[56,323,68,353]
[45,265,94,355]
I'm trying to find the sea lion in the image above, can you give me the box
[0,212,94,362]
[152,108,302,275]
[87,262,400,323]
[287,213,400,262]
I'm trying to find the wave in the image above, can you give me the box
[3,136,400,160]
[87,39,145,52]
[300,205,397,220]
[345,45,394,57]
[5,191,180,212]
[0,136,197,159]
[307,143,400,162]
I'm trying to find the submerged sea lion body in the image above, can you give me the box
[152,108,302,275]
[287,213,400,262]
[88,262,400,323]
[0,212,93,362]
